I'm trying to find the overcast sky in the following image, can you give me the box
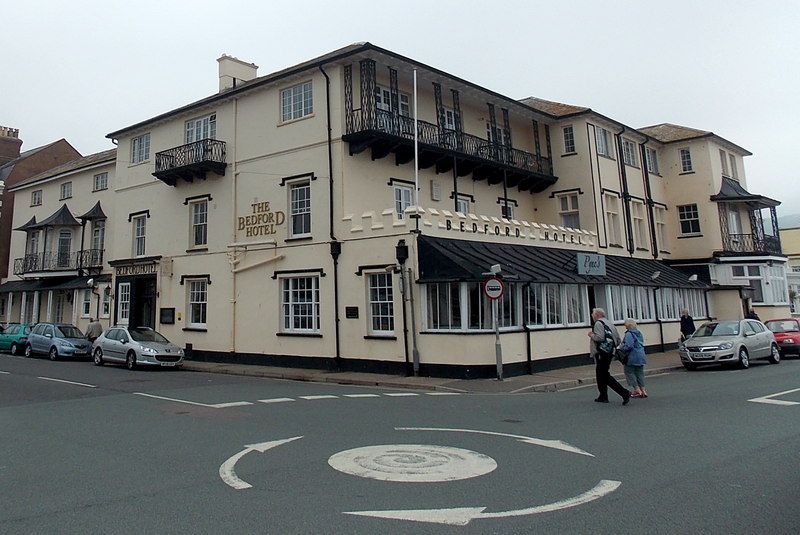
[5,1,799,213]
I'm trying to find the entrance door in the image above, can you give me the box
[132,276,156,329]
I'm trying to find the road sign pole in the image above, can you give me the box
[493,298,503,381]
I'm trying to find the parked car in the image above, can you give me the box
[0,323,32,355]
[765,318,800,357]
[25,323,92,360]
[92,326,183,370]
[679,319,780,370]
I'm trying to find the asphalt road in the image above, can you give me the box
[1,353,799,534]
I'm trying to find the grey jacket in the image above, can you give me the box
[589,317,620,357]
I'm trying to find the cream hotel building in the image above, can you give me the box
[1,43,789,377]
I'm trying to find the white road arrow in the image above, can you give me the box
[396,427,594,457]
[345,479,622,526]
[219,436,303,490]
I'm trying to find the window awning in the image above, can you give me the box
[13,216,37,232]
[0,275,111,293]
[710,176,780,208]
[30,204,81,228]
[417,235,708,289]
[78,201,107,221]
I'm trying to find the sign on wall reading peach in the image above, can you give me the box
[238,202,285,237]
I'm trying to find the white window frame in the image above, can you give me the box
[557,193,580,229]
[501,203,514,220]
[729,154,738,179]
[101,286,111,319]
[719,149,729,177]
[132,215,147,257]
[60,181,73,200]
[631,200,647,248]
[91,220,106,252]
[117,282,131,324]
[131,133,151,164]
[731,264,766,304]
[189,199,208,248]
[367,272,394,335]
[393,184,413,220]
[31,190,42,206]
[605,194,622,245]
[81,289,91,318]
[93,172,108,191]
[423,282,462,331]
[596,127,612,157]
[280,276,320,333]
[288,180,312,238]
[680,148,693,172]
[280,81,313,122]
[456,196,470,215]
[677,204,701,236]
[185,113,216,143]
[186,278,208,329]
[57,230,72,268]
[563,125,575,154]
[645,147,659,174]
[654,206,667,251]
[375,86,412,118]
[622,138,638,167]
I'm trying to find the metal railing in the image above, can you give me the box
[722,234,782,255]
[347,108,553,176]
[13,249,104,275]
[154,139,226,174]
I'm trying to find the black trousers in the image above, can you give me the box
[595,353,628,400]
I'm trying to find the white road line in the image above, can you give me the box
[558,383,595,392]
[383,392,419,397]
[133,392,252,408]
[37,376,96,388]
[344,394,380,398]
[258,397,296,404]
[748,387,800,406]
[0,370,10,375]
[299,395,339,400]
[425,392,461,396]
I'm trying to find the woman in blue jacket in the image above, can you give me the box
[620,319,647,398]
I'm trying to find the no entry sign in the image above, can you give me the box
[484,277,505,300]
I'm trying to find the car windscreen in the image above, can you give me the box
[766,320,800,333]
[129,328,169,344]
[693,321,740,337]
[56,325,84,338]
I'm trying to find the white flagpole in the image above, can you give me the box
[413,69,419,217]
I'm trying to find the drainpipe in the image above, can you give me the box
[523,282,532,374]
[230,97,239,355]
[320,64,341,369]
[653,287,665,352]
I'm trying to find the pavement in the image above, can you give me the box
[181,349,684,394]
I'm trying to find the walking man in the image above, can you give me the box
[86,317,103,343]
[588,308,631,405]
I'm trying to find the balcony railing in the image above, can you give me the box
[153,139,227,185]
[722,234,782,255]
[13,249,104,275]
[345,108,554,177]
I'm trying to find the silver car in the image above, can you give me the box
[679,319,780,370]
[92,326,183,370]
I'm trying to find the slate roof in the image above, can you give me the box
[417,235,707,289]
[0,139,63,183]
[710,176,779,207]
[638,123,751,155]
[518,97,590,118]
[78,201,107,221]
[11,149,116,190]
[32,204,80,228]
[13,216,37,232]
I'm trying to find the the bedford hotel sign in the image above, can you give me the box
[238,202,285,237]
[444,219,584,244]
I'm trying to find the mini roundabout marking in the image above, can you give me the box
[218,427,621,527]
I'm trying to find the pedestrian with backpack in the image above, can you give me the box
[619,318,647,398]
[588,308,631,405]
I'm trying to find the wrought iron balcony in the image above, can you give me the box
[13,249,104,275]
[344,108,556,193]
[721,234,782,256]
[153,139,227,186]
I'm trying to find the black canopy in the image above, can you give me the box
[417,235,707,289]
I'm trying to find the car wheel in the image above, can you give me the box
[683,363,697,371]
[10,342,18,356]
[768,344,781,364]
[93,348,104,366]
[49,347,59,361]
[738,347,750,369]
[126,351,136,371]
[24,344,32,358]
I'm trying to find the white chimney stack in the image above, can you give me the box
[217,54,258,92]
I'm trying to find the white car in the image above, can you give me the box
[92,326,183,370]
